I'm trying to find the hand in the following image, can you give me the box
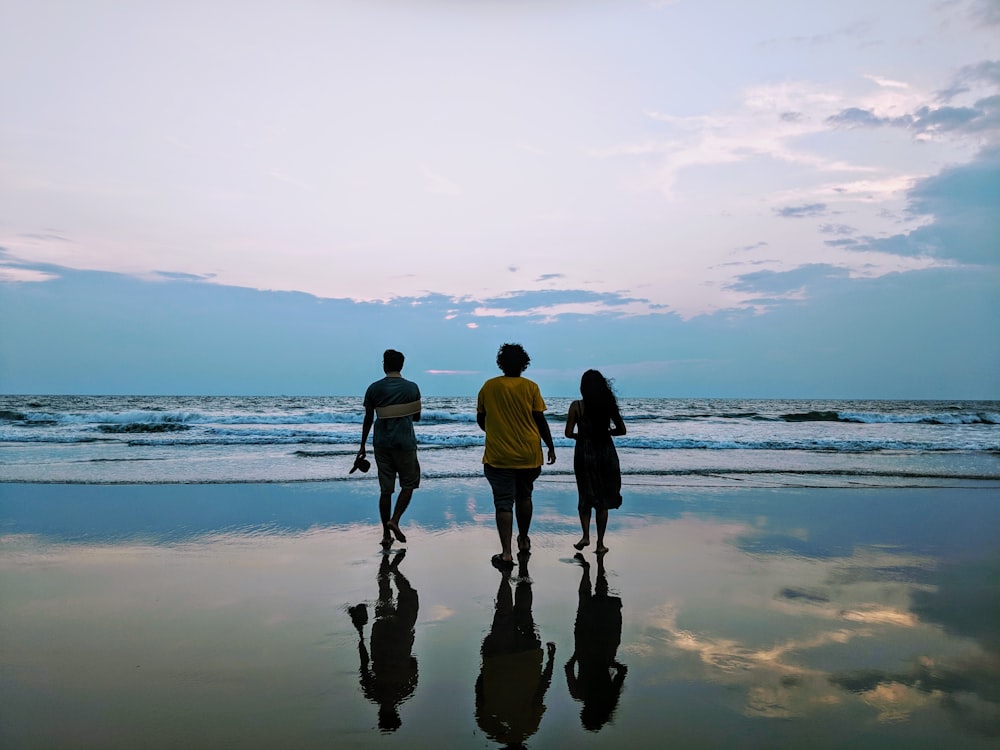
[546,448,556,465]
[357,447,366,459]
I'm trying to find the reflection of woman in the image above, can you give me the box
[348,549,419,732]
[565,370,626,554]
[475,559,556,748]
[565,553,627,731]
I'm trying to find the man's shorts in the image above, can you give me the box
[374,449,421,494]
[483,464,541,513]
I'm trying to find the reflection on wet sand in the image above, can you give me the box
[475,557,556,749]
[834,551,1000,736]
[348,549,418,732]
[565,552,627,731]
[3,483,999,748]
[627,517,1000,737]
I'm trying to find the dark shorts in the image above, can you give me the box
[374,448,421,494]
[483,464,541,513]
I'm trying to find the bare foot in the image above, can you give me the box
[573,538,590,551]
[596,545,609,554]
[387,521,407,543]
[380,535,393,549]
[517,534,531,553]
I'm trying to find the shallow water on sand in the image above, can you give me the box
[1,481,998,748]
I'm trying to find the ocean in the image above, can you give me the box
[3,396,1000,748]
[2,395,998,486]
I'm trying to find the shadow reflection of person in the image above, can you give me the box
[565,552,627,731]
[476,558,556,749]
[348,549,418,733]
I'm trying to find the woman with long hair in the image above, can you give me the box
[564,370,626,554]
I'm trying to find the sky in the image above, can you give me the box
[1,0,998,398]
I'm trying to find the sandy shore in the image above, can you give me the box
[2,479,998,748]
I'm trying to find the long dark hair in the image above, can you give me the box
[580,369,619,428]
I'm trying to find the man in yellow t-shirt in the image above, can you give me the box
[477,343,556,569]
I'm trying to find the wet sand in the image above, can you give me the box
[1,479,998,748]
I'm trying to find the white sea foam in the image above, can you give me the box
[1,395,998,484]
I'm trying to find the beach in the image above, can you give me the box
[2,477,999,749]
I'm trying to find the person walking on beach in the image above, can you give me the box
[477,343,556,569]
[564,369,625,554]
[358,349,422,549]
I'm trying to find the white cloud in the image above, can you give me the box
[0,265,57,283]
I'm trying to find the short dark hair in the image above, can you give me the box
[496,343,530,376]
[383,349,405,372]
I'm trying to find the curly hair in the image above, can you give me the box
[496,343,531,376]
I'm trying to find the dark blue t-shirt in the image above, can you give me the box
[364,375,421,450]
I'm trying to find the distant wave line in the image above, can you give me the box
[4,465,998,485]
[0,409,480,428]
[3,434,998,451]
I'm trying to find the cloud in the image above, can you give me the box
[466,288,653,320]
[819,223,856,235]
[774,203,828,218]
[18,232,71,243]
[618,74,932,204]
[826,107,901,129]
[757,18,876,49]
[971,0,1000,26]
[0,247,61,282]
[826,103,993,135]
[0,265,57,283]
[827,58,1000,138]
[726,264,850,296]
[824,238,862,248]
[151,270,216,282]
[860,146,1000,264]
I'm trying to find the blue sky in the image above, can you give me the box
[1,0,998,398]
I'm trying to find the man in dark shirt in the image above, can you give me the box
[358,349,421,548]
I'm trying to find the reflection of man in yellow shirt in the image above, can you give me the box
[477,343,556,568]
[475,560,556,746]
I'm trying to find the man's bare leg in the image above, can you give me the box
[378,491,394,547]
[387,487,413,542]
[495,510,515,563]
[514,498,533,553]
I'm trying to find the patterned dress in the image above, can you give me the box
[572,401,622,510]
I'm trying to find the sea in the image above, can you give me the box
[2,395,998,487]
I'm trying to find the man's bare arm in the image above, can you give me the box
[358,406,374,456]
[532,411,556,464]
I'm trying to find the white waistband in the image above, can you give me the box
[376,399,421,419]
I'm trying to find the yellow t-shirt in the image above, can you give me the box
[477,376,546,468]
